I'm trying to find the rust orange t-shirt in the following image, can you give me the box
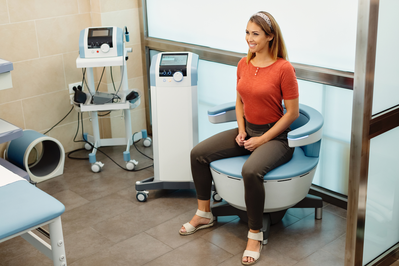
[236,57,299,125]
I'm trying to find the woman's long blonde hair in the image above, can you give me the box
[246,11,288,63]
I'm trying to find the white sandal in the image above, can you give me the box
[179,209,215,236]
[242,231,263,265]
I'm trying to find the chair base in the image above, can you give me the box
[211,194,323,244]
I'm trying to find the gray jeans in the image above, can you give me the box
[191,120,294,230]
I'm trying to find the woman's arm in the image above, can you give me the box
[235,92,247,146]
[243,97,299,151]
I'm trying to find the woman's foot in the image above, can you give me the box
[242,238,261,264]
[242,230,263,265]
[179,210,215,235]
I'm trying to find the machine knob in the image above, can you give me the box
[101,43,110,53]
[173,71,183,82]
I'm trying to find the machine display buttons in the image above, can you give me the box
[101,43,110,53]
[173,71,183,82]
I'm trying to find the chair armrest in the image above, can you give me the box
[288,104,324,147]
[208,102,237,124]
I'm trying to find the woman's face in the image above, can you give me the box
[245,21,273,54]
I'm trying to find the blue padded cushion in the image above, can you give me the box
[0,181,65,240]
[288,104,324,139]
[210,147,319,181]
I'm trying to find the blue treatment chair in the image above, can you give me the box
[207,103,324,244]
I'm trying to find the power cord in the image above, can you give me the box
[67,112,153,171]
[43,106,74,135]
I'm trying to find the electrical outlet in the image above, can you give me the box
[68,82,82,94]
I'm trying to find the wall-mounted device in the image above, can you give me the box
[79,26,124,59]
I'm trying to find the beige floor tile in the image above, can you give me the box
[324,203,347,219]
[144,238,233,266]
[70,232,172,266]
[92,195,198,243]
[0,236,44,264]
[293,249,344,266]
[321,233,346,260]
[269,211,346,261]
[60,193,136,236]
[51,189,90,212]
[201,218,248,255]
[1,249,53,266]
[64,227,114,263]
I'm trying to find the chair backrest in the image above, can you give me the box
[284,106,322,158]
[290,112,310,131]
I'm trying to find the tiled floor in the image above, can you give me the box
[0,143,350,266]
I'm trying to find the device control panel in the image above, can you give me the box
[150,52,198,87]
[159,53,188,77]
[79,26,123,59]
[88,28,113,49]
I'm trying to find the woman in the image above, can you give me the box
[179,11,299,265]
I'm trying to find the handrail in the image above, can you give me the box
[145,37,354,90]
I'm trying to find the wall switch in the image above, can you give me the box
[68,82,82,94]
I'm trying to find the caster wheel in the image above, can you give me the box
[126,161,135,170]
[136,191,149,202]
[212,192,222,202]
[84,143,92,150]
[91,162,103,173]
[143,137,152,147]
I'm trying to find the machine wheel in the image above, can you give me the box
[136,191,149,202]
[212,191,222,202]
[84,143,92,150]
[126,161,135,171]
[143,137,152,147]
[91,162,102,173]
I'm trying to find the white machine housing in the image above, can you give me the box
[150,52,199,182]
[79,26,123,59]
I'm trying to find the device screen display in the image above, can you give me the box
[160,54,188,66]
[89,29,110,37]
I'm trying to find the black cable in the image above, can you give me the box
[43,106,74,135]
[96,67,106,92]
[81,68,94,101]
[110,66,116,92]
[132,132,153,160]
[67,115,153,171]
[73,112,84,143]
[98,111,111,116]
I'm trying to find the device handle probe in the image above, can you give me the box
[125,26,130,42]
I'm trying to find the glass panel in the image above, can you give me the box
[363,127,399,265]
[298,81,353,195]
[372,0,399,115]
[198,60,237,141]
[147,0,358,71]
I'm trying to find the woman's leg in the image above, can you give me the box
[241,139,294,263]
[180,128,249,233]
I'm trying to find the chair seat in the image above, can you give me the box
[0,180,65,240]
[210,147,319,181]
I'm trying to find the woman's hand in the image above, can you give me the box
[243,137,263,151]
[236,132,247,146]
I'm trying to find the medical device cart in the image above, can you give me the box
[135,52,199,202]
[74,26,151,173]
